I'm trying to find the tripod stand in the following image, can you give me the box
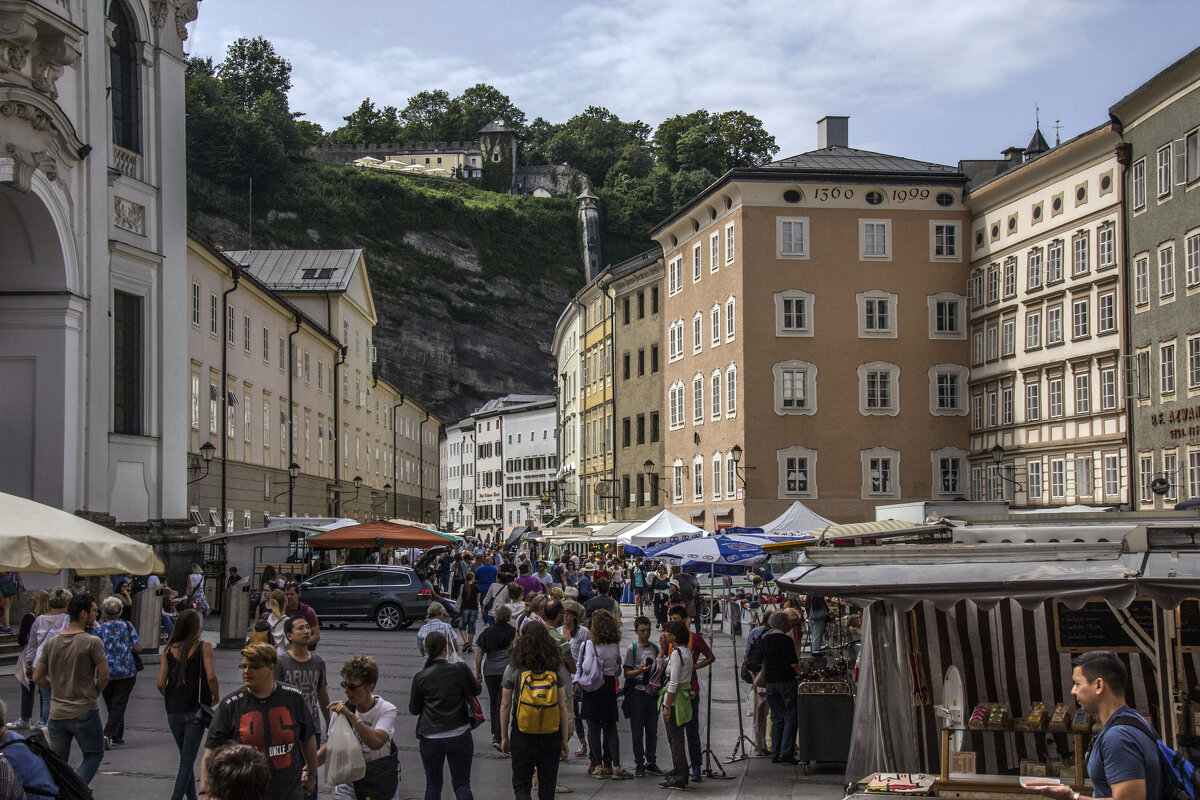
[699,568,731,779]
[726,601,762,762]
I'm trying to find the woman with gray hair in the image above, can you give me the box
[95,595,142,748]
[20,587,71,730]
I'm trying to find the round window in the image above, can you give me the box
[1052,197,1062,212]
[783,189,802,204]
[936,192,954,207]
[991,224,1000,238]
[1033,205,1043,219]
[865,191,884,205]
[1076,187,1086,202]
[976,232,984,247]
[1100,175,1112,191]
[1008,218,1016,231]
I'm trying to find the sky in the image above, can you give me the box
[188,0,1200,167]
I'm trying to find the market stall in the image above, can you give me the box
[776,515,1200,797]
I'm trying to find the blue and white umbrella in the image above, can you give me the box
[645,534,770,575]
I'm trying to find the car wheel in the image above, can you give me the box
[374,603,406,631]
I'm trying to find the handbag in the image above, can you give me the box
[574,640,604,692]
[353,742,400,800]
[467,695,485,730]
[459,663,485,729]
[126,621,145,672]
[647,650,673,695]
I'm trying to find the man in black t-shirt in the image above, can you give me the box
[756,611,801,764]
[200,643,318,800]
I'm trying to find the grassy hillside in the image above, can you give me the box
[189,160,584,422]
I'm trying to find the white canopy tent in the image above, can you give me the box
[616,510,705,551]
[758,501,835,535]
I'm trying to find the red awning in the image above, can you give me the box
[306,520,450,550]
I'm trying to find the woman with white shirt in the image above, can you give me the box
[20,587,71,728]
[311,654,399,800]
[575,609,632,779]
[658,619,695,790]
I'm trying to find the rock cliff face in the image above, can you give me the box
[189,163,582,424]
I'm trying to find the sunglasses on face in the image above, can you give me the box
[238,663,269,671]
[341,681,363,690]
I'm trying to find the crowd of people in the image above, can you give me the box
[0,545,831,800]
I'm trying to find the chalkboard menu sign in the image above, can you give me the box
[1054,600,1156,653]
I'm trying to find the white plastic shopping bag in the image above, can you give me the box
[324,712,366,787]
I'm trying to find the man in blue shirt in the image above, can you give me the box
[1036,650,1160,800]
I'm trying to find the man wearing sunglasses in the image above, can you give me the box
[199,642,318,800]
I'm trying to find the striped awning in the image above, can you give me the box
[761,519,944,551]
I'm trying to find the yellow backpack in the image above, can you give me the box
[515,669,559,734]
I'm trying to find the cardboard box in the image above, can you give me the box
[951,751,977,774]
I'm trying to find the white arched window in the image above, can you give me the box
[692,374,704,424]
[711,369,722,418]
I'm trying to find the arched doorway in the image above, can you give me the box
[0,180,81,509]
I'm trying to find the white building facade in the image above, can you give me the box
[0,1,198,574]
[441,417,476,533]
[552,305,582,521]
[965,124,1128,507]
[501,399,558,527]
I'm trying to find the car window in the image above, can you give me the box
[378,572,411,587]
[344,572,381,587]
[306,572,344,588]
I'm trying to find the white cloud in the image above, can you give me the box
[192,0,1129,160]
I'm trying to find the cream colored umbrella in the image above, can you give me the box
[0,491,166,575]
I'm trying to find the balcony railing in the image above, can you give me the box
[112,145,142,181]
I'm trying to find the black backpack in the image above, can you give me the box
[0,729,95,799]
[740,629,767,683]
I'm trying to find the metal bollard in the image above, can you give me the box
[218,579,251,650]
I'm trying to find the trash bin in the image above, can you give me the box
[219,578,251,650]
[133,586,163,654]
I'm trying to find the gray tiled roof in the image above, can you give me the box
[762,145,959,175]
[223,249,363,292]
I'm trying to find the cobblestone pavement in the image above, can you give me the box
[0,609,848,799]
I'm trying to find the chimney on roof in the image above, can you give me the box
[1002,146,1025,163]
[817,116,849,149]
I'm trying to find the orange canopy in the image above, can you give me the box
[306,520,451,550]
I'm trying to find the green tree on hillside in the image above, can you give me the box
[333,99,404,144]
[217,36,292,112]
[446,84,526,138]
[398,89,452,141]
[544,106,651,189]
[653,109,779,174]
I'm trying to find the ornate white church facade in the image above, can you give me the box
[0,0,198,554]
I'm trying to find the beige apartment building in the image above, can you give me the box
[611,249,667,520]
[188,240,440,532]
[965,124,1127,507]
[651,117,972,525]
